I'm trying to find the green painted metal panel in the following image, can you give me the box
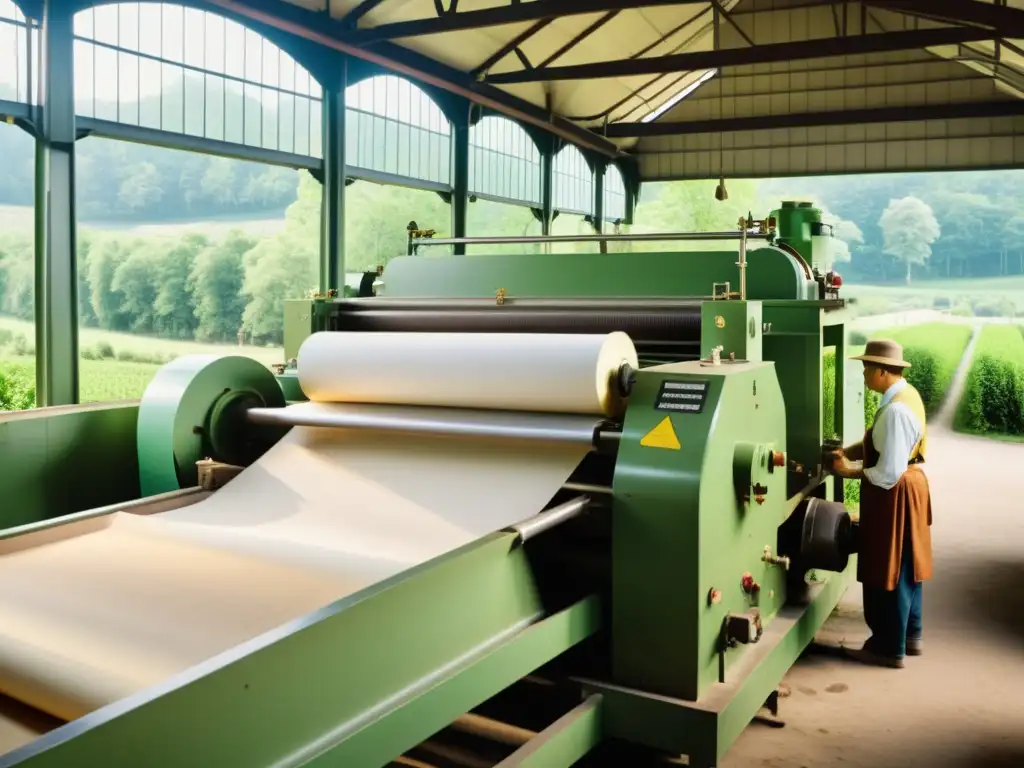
[136,355,285,496]
[700,301,763,362]
[380,248,810,301]
[588,565,853,768]
[714,568,852,757]
[761,304,827,492]
[611,360,788,703]
[284,299,318,361]
[495,696,603,767]
[5,533,597,767]
[275,371,308,402]
[0,403,139,529]
[771,200,822,272]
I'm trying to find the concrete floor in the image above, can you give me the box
[723,424,1024,767]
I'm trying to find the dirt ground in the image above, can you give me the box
[722,423,1024,767]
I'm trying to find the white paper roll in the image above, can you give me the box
[296,331,638,417]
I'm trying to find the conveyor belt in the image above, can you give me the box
[331,301,703,359]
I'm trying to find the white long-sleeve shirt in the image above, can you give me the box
[863,379,924,491]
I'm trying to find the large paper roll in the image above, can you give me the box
[296,331,638,417]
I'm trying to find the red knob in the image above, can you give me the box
[831,272,843,287]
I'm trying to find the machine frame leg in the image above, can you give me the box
[577,565,852,767]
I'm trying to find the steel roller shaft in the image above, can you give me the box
[329,300,703,358]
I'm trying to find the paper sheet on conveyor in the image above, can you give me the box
[0,331,637,751]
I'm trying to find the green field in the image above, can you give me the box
[0,355,167,405]
[0,317,283,366]
[955,325,1024,441]
[851,276,1024,293]
[0,316,284,406]
[844,279,1024,320]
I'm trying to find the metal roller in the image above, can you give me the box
[246,403,621,449]
[330,301,702,358]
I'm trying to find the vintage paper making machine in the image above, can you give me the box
[0,201,864,767]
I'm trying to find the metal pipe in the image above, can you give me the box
[341,297,705,310]
[562,482,613,495]
[739,217,748,301]
[247,405,606,447]
[450,713,536,747]
[506,496,590,542]
[0,486,208,542]
[410,231,772,248]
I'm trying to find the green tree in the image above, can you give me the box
[632,179,760,252]
[1001,215,1024,277]
[118,162,164,211]
[111,244,162,333]
[188,231,253,342]
[154,234,208,339]
[241,177,320,343]
[77,230,99,328]
[344,181,450,270]
[878,196,941,284]
[87,236,134,330]
[818,204,863,266]
[0,233,34,321]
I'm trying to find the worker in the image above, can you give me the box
[828,339,933,669]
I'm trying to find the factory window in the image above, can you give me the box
[466,199,542,256]
[75,137,321,403]
[0,0,36,106]
[0,1,36,411]
[73,3,323,158]
[0,120,35,411]
[469,116,541,207]
[604,164,627,224]
[553,144,593,217]
[346,74,451,189]
[344,179,452,271]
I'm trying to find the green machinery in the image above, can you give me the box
[0,201,864,767]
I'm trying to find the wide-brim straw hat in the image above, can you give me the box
[850,338,911,369]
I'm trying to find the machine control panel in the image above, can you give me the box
[655,379,709,413]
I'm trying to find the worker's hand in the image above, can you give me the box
[826,450,845,473]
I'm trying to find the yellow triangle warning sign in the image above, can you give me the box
[640,416,681,450]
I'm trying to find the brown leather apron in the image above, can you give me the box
[858,426,934,590]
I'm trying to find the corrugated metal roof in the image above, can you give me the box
[231,0,1024,175]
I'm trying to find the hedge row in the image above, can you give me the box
[871,323,974,415]
[0,361,34,411]
[955,325,1024,437]
[823,323,971,442]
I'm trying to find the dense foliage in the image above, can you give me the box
[758,172,1024,284]
[955,325,1024,437]
[870,323,974,415]
[0,173,321,347]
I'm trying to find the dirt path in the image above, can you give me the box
[933,325,981,430]
[722,429,1024,767]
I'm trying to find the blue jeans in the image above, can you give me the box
[862,536,923,659]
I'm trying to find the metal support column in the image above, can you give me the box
[34,0,78,406]
[451,104,470,255]
[320,62,346,292]
[540,144,554,236]
[593,160,605,235]
[625,178,637,226]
